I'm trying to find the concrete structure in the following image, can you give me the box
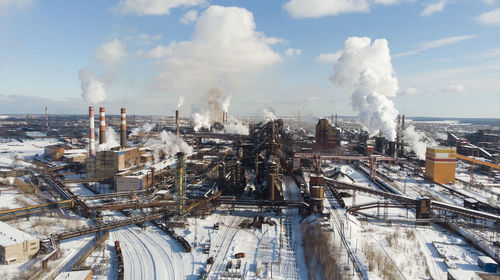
[0,221,39,264]
[425,146,457,184]
[314,119,339,151]
[115,175,144,192]
[54,270,92,280]
[95,147,141,179]
[120,108,127,148]
[89,106,95,157]
[99,107,106,145]
[44,145,65,161]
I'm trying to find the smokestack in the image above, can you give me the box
[45,106,49,133]
[89,107,95,157]
[335,114,338,127]
[175,109,180,138]
[400,115,405,156]
[120,108,127,148]
[99,107,106,145]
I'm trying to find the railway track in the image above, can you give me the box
[324,185,366,279]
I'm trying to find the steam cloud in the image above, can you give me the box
[262,109,277,122]
[79,39,128,104]
[192,88,232,132]
[130,123,154,136]
[79,68,106,104]
[404,125,437,160]
[146,131,193,162]
[97,127,120,152]
[331,37,399,141]
[224,117,249,135]
[177,96,185,109]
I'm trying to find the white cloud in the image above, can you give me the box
[151,6,282,92]
[399,87,419,95]
[113,0,206,16]
[285,48,302,56]
[444,84,465,92]
[180,9,198,24]
[482,0,495,5]
[394,35,475,58]
[94,39,129,68]
[421,1,445,17]
[315,51,342,63]
[283,0,370,18]
[0,0,32,14]
[398,59,500,97]
[475,8,500,26]
[468,48,500,60]
[144,44,174,58]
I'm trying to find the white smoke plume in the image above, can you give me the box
[97,126,121,152]
[331,37,399,141]
[224,117,249,135]
[79,68,106,104]
[262,109,277,122]
[80,39,128,104]
[192,88,231,131]
[193,110,212,132]
[177,96,185,109]
[130,123,154,136]
[403,125,438,160]
[221,95,232,113]
[146,131,193,162]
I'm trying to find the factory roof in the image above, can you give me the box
[0,220,37,247]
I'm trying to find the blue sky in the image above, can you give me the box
[0,0,499,118]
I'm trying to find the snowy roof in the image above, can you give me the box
[0,220,37,246]
[447,269,480,280]
[54,270,92,280]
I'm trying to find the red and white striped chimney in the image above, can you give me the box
[120,108,127,147]
[99,107,106,145]
[89,106,95,157]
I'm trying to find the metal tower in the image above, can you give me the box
[175,152,186,216]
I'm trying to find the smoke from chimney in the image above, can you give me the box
[330,37,399,141]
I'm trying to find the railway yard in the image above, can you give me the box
[0,111,499,280]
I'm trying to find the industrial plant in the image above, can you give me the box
[0,104,498,280]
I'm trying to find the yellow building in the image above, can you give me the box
[425,146,456,184]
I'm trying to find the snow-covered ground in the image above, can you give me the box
[322,162,493,280]
[0,137,60,168]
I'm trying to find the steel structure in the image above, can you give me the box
[294,153,395,180]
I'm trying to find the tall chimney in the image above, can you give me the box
[89,107,95,157]
[99,107,106,145]
[175,110,179,138]
[400,115,405,156]
[120,108,127,147]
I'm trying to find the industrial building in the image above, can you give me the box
[314,119,340,151]
[0,221,39,264]
[44,145,65,161]
[424,146,457,184]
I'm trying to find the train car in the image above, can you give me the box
[464,198,479,210]
[115,240,124,280]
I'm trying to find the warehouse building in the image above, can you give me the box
[0,221,39,264]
